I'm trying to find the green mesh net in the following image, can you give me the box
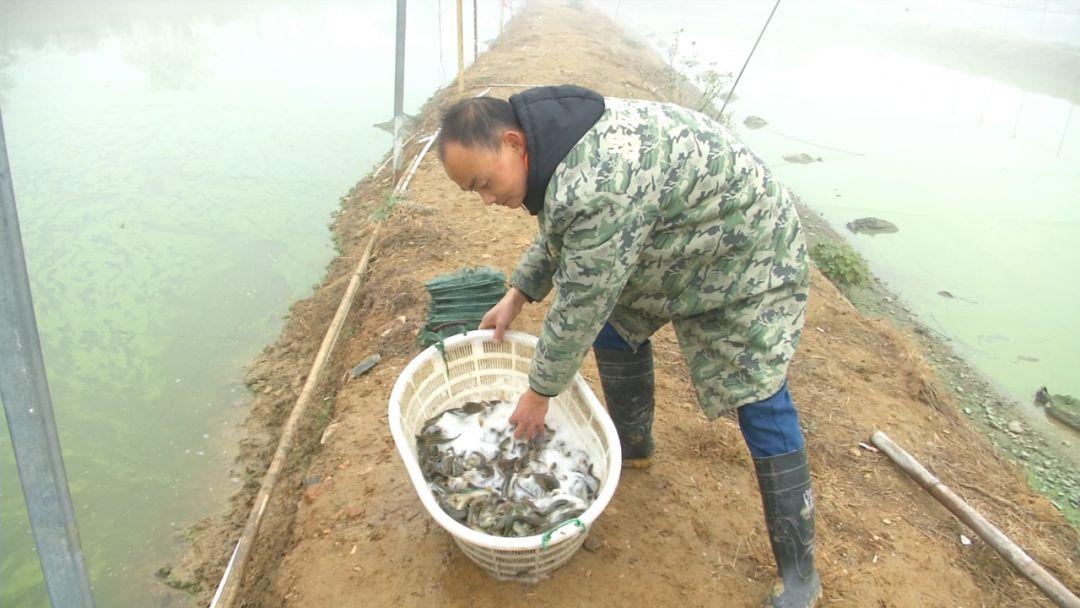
[419,267,507,347]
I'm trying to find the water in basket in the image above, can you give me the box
[388,330,622,581]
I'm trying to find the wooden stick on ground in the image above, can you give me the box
[870,431,1080,608]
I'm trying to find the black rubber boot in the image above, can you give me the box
[593,341,655,467]
[753,448,822,608]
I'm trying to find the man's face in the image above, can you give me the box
[441,130,528,210]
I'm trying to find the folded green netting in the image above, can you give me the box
[419,267,507,346]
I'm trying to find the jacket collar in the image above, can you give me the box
[509,85,605,215]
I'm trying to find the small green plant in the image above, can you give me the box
[370,192,400,223]
[662,29,685,102]
[661,30,733,124]
[330,228,347,255]
[694,67,732,118]
[810,240,869,287]
[318,395,334,426]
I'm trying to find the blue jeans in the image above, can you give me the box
[593,321,640,350]
[736,381,805,458]
[594,322,804,458]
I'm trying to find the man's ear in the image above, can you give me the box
[503,129,527,155]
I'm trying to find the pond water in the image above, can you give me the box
[0,1,505,606]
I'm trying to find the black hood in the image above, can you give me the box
[509,85,605,216]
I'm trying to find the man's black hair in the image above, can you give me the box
[437,97,521,159]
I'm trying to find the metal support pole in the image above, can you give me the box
[0,113,96,606]
[472,0,478,60]
[392,0,408,183]
[456,0,465,94]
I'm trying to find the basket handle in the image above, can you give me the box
[540,518,585,548]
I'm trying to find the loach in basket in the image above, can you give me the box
[388,330,622,581]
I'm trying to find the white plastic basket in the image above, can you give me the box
[388,329,622,581]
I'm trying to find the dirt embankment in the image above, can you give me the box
[172,2,1078,606]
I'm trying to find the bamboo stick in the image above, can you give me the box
[371,131,421,180]
[456,0,465,94]
[210,227,381,608]
[395,133,438,195]
[870,431,1079,608]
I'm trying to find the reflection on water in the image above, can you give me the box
[0,1,505,606]
[123,25,212,90]
[594,0,1079,452]
[0,1,254,100]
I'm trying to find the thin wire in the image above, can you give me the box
[719,0,782,117]
[1011,97,1024,139]
[763,128,865,157]
[1056,104,1073,159]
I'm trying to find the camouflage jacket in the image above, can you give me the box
[511,97,809,417]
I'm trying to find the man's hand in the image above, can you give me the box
[509,388,550,440]
[479,287,528,342]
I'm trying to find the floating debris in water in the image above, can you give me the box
[938,290,981,305]
[1034,389,1080,432]
[417,400,598,538]
[373,113,418,134]
[743,115,768,129]
[782,152,822,164]
[846,217,899,235]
